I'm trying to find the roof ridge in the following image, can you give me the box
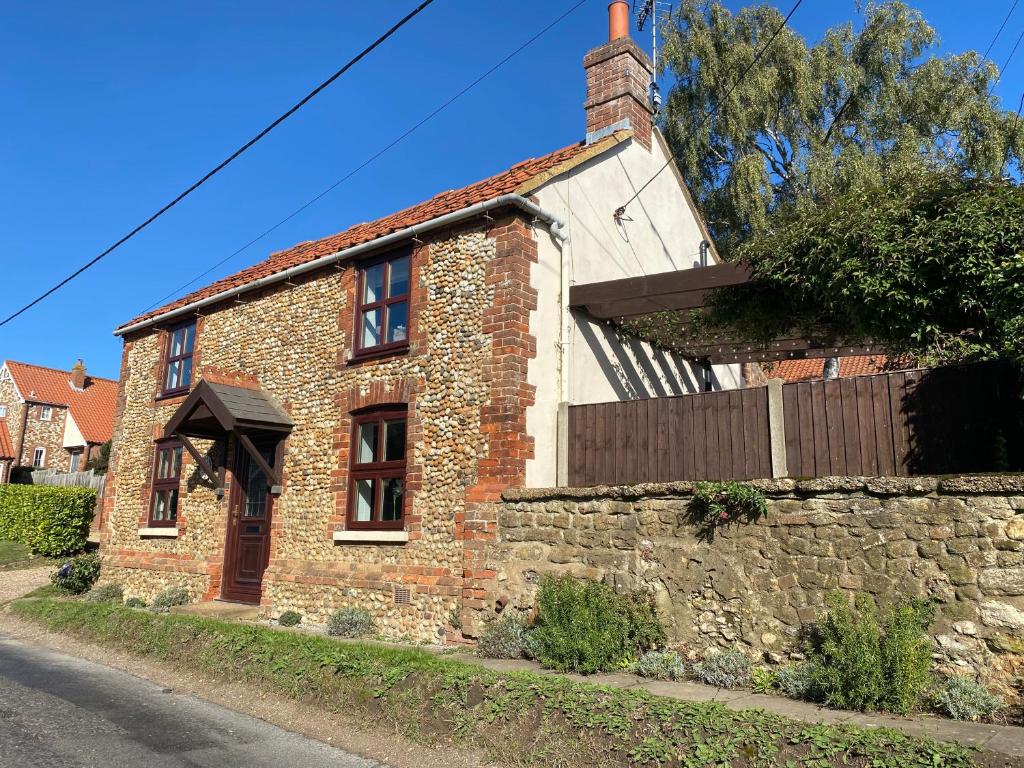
[5,360,118,384]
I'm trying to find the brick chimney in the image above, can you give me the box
[584,1,654,150]
[71,359,87,390]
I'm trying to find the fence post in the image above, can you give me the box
[767,378,788,478]
[556,402,569,486]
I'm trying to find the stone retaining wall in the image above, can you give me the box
[487,476,1024,691]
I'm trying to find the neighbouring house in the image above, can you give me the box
[100,3,746,636]
[0,359,118,478]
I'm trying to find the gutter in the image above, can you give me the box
[115,194,568,337]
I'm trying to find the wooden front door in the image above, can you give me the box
[222,438,275,603]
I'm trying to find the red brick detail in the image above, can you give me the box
[202,367,262,389]
[584,37,653,150]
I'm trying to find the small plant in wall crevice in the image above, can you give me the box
[688,481,767,540]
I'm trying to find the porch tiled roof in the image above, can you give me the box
[118,133,627,331]
[5,361,118,444]
[0,419,13,460]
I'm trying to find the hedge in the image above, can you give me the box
[0,485,96,556]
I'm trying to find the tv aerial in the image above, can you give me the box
[633,0,673,112]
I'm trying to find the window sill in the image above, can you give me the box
[333,530,408,544]
[347,344,410,366]
[138,527,179,538]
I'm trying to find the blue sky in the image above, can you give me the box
[2,0,1022,380]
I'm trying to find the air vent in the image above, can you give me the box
[393,586,411,606]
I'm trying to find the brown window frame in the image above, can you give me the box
[347,406,408,531]
[149,439,184,527]
[352,249,411,359]
[160,319,197,397]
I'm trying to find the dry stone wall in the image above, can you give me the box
[489,476,1024,691]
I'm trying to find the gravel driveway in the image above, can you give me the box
[0,567,51,603]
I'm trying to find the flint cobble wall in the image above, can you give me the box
[488,476,1024,690]
[102,215,539,640]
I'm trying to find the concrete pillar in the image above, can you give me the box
[767,378,788,478]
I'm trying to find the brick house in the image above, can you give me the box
[100,4,745,636]
[0,359,118,478]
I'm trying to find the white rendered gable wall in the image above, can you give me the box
[524,132,742,487]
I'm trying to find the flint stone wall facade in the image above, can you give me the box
[101,215,539,640]
[489,476,1024,690]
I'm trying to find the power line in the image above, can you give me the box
[984,0,1019,60]
[138,0,592,316]
[614,0,804,218]
[0,0,436,330]
[998,25,1024,80]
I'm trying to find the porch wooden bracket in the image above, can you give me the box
[237,431,282,487]
[174,432,222,491]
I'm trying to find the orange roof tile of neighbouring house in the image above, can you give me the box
[766,355,912,383]
[4,361,118,444]
[0,419,14,460]
[117,133,628,332]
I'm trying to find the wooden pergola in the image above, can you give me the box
[568,264,880,364]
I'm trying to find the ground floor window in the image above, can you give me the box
[32,447,45,468]
[69,450,81,472]
[348,407,407,530]
[150,440,183,526]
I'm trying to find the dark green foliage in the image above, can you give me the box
[0,486,96,556]
[689,482,767,540]
[86,583,124,603]
[809,593,934,714]
[326,606,373,638]
[50,553,100,594]
[124,597,146,609]
[277,610,302,627]
[631,176,1024,375]
[476,613,530,659]
[529,576,665,674]
[9,597,978,768]
[85,440,111,474]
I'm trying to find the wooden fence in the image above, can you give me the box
[29,468,106,496]
[566,362,1024,486]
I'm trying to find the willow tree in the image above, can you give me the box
[659,0,1024,252]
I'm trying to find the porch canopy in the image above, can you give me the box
[162,380,293,491]
[568,264,879,365]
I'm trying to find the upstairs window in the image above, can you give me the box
[354,251,409,357]
[150,440,183,526]
[39,406,52,421]
[162,320,196,396]
[0,405,6,417]
[348,407,407,530]
[32,447,45,467]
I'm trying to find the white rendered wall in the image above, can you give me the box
[524,131,742,487]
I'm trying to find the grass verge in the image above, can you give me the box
[0,539,49,571]
[9,597,1008,768]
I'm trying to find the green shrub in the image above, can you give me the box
[0,486,96,556]
[634,650,686,681]
[691,482,767,523]
[934,676,1002,721]
[751,666,778,694]
[278,610,302,627]
[693,649,752,689]
[86,583,124,603]
[150,586,190,613]
[477,613,530,659]
[777,661,818,700]
[529,576,665,674]
[124,597,147,609]
[808,593,933,714]
[50,553,100,594]
[326,606,374,638]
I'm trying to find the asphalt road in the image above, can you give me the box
[0,635,384,768]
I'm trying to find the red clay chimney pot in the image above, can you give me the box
[608,1,630,41]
